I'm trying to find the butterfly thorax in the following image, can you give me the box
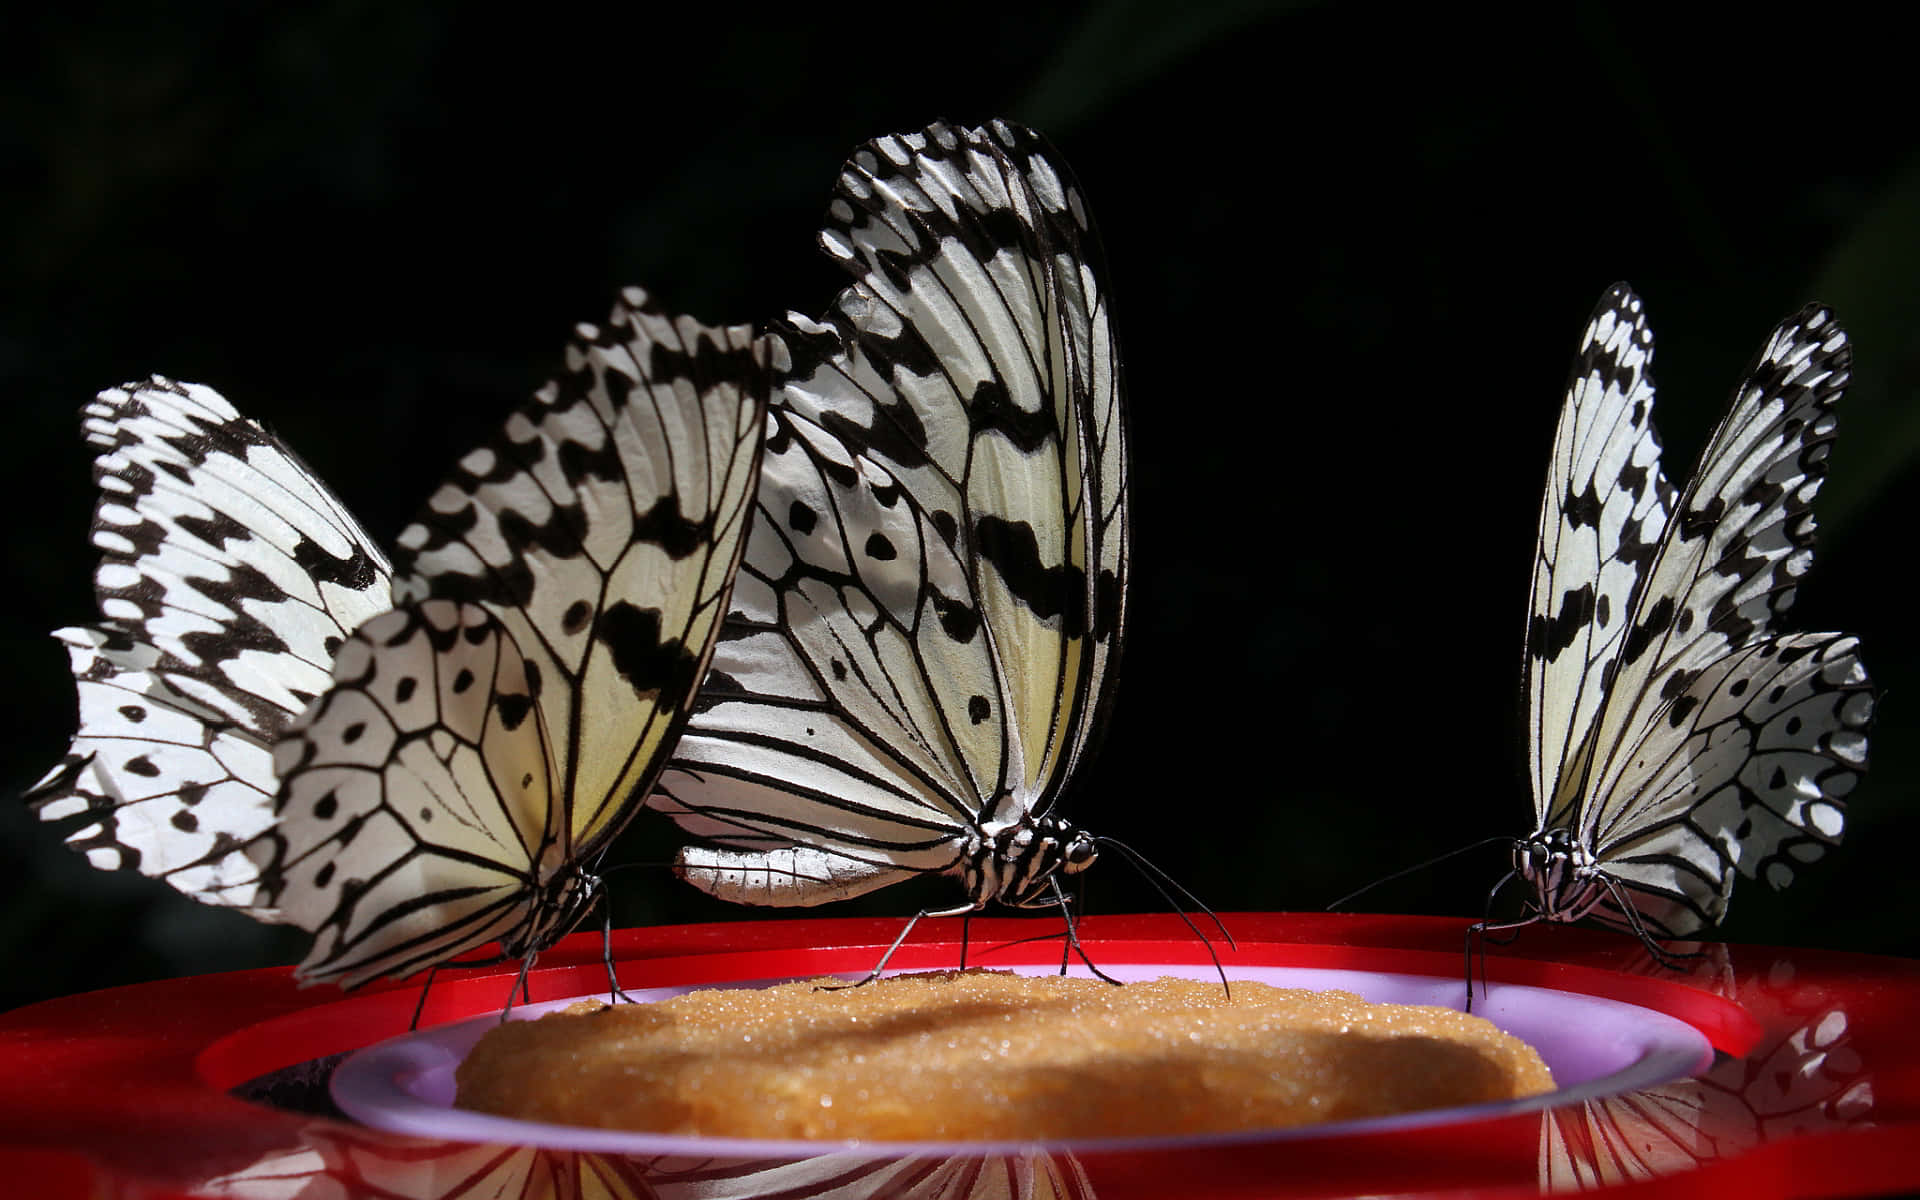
[965,814,1098,910]
[1514,828,1608,924]
[500,863,599,960]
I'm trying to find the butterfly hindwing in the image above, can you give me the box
[657,406,994,901]
[1580,630,1871,937]
[29,378,394,912]
[265,602,556,986]
[652,120,1126,909]
[264,288,769,985]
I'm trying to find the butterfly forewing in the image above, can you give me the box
[30,378,394,912]
[390,290,769,858]
[660,407,993,880]
[651,120,1126,908]
[819,120,1126,806]
[266,288,768,985]
[1525,285,1673,833]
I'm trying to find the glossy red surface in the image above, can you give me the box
[0,912,1914,1199]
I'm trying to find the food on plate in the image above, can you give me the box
[455,971,1554,1140]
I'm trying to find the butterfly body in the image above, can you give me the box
[1512,827,1608,925]
[674,810,1096,912]
[1492,284,1873,953]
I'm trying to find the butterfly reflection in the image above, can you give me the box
[1540,953,1872,1191]
[190,1123,1095,1200]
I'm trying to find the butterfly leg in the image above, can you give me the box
[1596,875,1701,970]
[821,902,980,989]
[1465,868,1529,1013]
[1055,882,1075,976]
[500,952,540,1022]
[599,902,635,1005]
[1048,878,1122,986]
[408,966,442,1032]
[1463,917,1537,1014]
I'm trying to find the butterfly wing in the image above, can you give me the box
[393,290,770,863]
[1564,299,1868,933]
[259,601,557,986]
[1579,631,1870,937]
[1540,996,1871,1188]
[655,405,998,902]
[264,290,768,984]
[28,378,393,913]
[650,120,1126,904]
[1524,284,1674,833]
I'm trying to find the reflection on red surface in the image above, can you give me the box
[1541,952,1874,1191]
[2,913,1917,1200]
[195,1125,1096,1200]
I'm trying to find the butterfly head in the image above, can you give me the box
[1062,828,1098,875]
[1513,828,1606,923]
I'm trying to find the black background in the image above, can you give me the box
[4,3,1917,1012]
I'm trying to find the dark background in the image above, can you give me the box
[3,4,1916,1012]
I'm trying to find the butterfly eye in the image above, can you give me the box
[1064,832,1099,873]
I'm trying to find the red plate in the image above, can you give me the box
[2,913,1916,1198]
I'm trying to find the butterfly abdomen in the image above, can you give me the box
[675,844,909,907]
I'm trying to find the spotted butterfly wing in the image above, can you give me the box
[261,288,768,987]
[649,120,1126,915]
[1539,958,1872,1190]
[1513,284,1873,941]
[27,378,394,913]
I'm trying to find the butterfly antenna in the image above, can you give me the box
[1097,839,1231,997]
[1328,836,1515,912]
[1097,837,1235,948]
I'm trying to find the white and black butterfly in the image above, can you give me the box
[27,379,395,916]
[1490,284,1873,955]
[648,121,1133,956]
[259,289,769,988]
